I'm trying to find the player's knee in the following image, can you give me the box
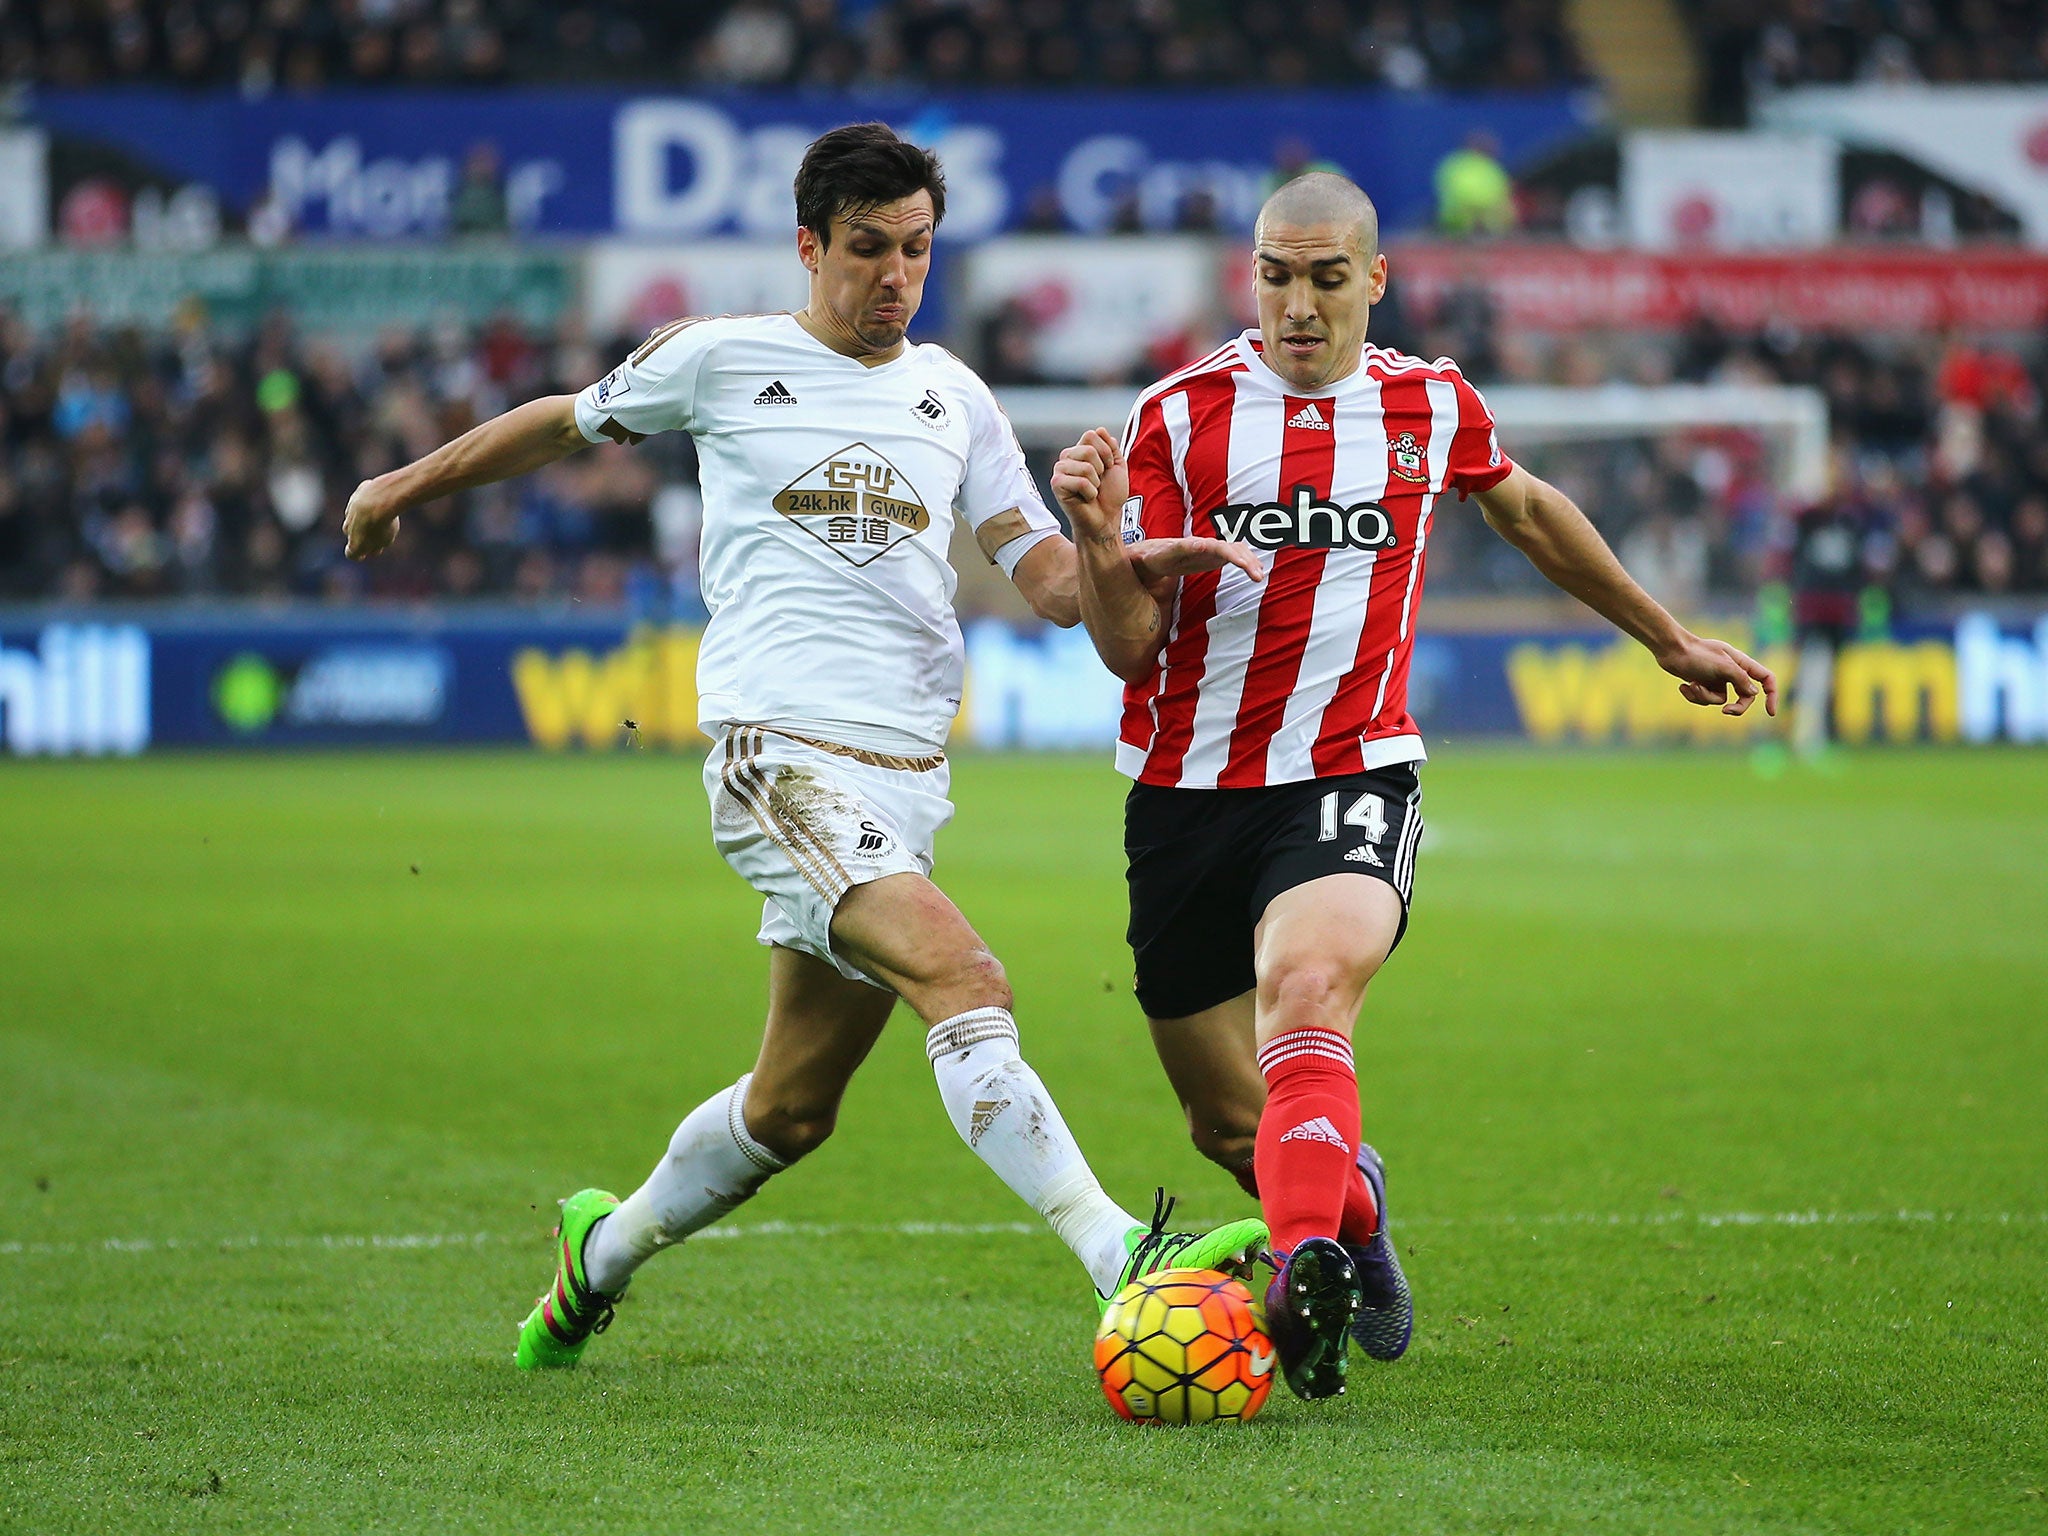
[935,946,1011,1012]
[1257,956,1372,1031]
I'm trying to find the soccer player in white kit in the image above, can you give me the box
[341,124,1269,1370]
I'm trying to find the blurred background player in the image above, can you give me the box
[1052,172,1777,1402]
[1787,453,1893,758]
[341,123,1268,1368]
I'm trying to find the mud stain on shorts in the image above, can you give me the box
[766,767,871,847]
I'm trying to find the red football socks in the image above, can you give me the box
[1253,1027,1364,1256]
[1340,1161,1381,1246]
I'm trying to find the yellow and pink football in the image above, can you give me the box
[1094,1266,1274,1424]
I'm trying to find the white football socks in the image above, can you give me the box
[582,1074,787,1296]
[925,1007,1138,1296]
[581,1016,1139,1298]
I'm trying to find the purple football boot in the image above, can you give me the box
[1262,1236,1361,1400]
[1343,1143,1413,1361]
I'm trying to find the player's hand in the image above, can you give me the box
[1051,427,1129,540]
[1656,633,1778,716]
[343,479,401,561]
[1128,537,1266,604]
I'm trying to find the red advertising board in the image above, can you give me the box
[1385,245,2048,332]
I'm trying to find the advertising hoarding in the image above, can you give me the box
[1761,85,2048,247]
[29,87,1593,243]
[1620,132,1839,250]
[6,612,2045,756]
[584,241,809,337]
[0,247,575,335]
[1386,243,2048,332]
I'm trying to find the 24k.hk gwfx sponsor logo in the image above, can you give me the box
[1209,486,1398,552]
[772,443,931,567]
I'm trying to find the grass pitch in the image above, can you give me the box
[2,746,2044,1534]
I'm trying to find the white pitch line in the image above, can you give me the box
[0,1220,1045,1259]
[0,1211,2040,1260]
[1424,1209,2048,1230]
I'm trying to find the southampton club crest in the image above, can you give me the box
[772,443,931,567]
[1388,430,1428,484]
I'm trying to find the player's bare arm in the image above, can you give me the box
[1009,536,1083,627]
[1009,515,1261,634]
[343,394,589,560]
[1053,427,1263,681]
[1473,463,1778,716]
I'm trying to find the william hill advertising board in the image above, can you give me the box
[3,614,2045,756]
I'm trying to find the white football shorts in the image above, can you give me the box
[704,725,954,987]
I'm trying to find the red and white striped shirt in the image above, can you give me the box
[1115,330,1514,789]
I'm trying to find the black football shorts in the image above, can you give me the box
[1123,762,1423,1020]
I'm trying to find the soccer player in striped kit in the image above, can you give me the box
[1053,172,1778,1401]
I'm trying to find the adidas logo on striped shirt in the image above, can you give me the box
[1280,1115,1350,1148]
[1287,401,1330,430]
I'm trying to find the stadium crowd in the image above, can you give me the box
[3,0,1588,91]
[1688,0,2048,122]
[0,307,700,605]
[1405,285,2048,605]
[4,303,2046,609]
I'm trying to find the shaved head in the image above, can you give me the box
[1249,171,1387,391]
[1256,172,1379,258]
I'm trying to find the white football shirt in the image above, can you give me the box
[573,313,1060,755]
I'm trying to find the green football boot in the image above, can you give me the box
[1095,1188,1269,1316]
[515,1188,626,1370]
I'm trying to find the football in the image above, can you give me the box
[1093,1266,1275,1424]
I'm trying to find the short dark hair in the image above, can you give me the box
[794,123,946,247]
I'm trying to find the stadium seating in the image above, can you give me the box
[1,0,1589,90]
[1685,0,2048,123]
[5,298,2043,605]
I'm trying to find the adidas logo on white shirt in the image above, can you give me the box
[1344,844,1383,865]
[1286,402,1330,431]
[753,380,798,405]
[1280,1115,1349,1148]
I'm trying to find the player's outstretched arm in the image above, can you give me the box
[343,394,590,560]
[1474,464,1777,716]
[1052,428,1262,682]
[1008,537,1083,627]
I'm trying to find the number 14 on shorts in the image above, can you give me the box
[1316,790,1387,843]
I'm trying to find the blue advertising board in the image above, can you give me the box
[31,86,1595,241]
[6,611,2045,757]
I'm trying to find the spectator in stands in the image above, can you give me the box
[698,0,800,84]
[449,142,510,238]
[1434,130,1517,238]
[1265,139,1348,199]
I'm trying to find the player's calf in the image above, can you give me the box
[741,1079,848,1163]
[574,1075,793,1303]
[1252,1026,1360,1252]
